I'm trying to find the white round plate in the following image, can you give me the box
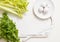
[33,0,54,19]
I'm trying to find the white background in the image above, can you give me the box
[25,0,60,42]
[0,0,60,42]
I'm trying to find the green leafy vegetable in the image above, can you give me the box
[0,0,28,18]
[0,12,20,42]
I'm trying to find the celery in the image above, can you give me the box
[0,0,28,18]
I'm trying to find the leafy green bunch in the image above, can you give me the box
[0,12,20,42]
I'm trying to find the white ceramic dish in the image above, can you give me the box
[33,0,54,19]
